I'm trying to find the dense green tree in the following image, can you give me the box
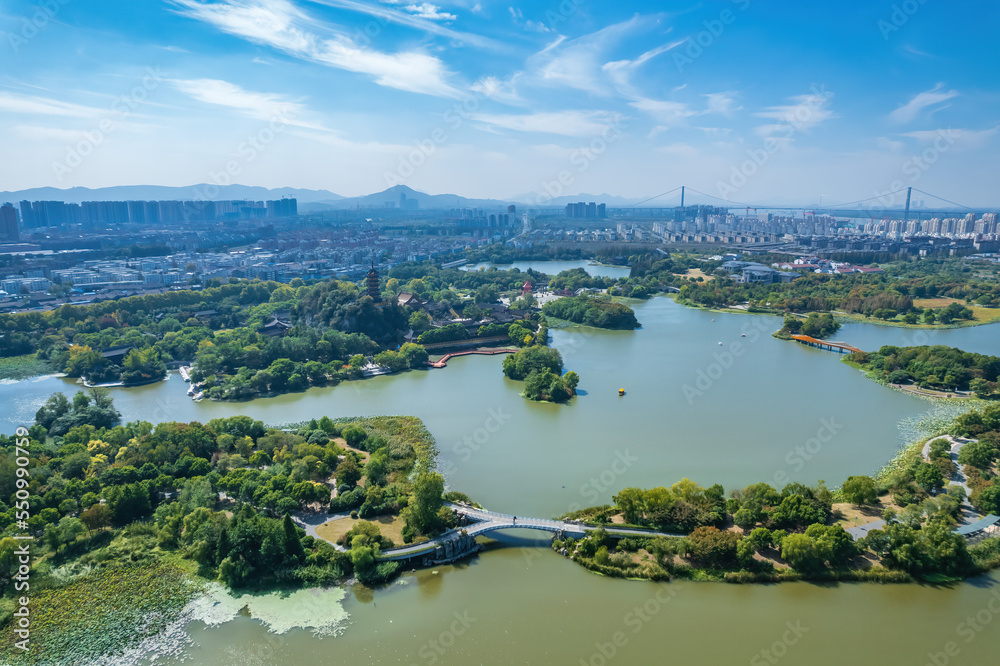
[841,475,878,506]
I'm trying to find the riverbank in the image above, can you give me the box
[552,398,999,584]
[666,292,1000,331]
[0,354,54,381]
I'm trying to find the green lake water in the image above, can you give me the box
[3,261,999,664]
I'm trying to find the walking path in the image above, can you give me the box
[428,348,517,368]
[848,435,980,540]
[377,503,685,561]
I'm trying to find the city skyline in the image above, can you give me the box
[1,1,999,206]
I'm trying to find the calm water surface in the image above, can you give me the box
[5,261,999,665]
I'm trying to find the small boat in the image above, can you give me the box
[718,342,723,346]
[741,333,746,337]
[618,388,625,396]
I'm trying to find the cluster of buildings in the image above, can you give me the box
[653,212,838,238]
[564,202,608,219]
[718,260,802,284]
[770,257,884,275]
[714,253,885,285]
[7,197,298,230]
[860,212,998,239]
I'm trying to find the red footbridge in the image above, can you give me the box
[790,334,863,354]
[428,348,518,368]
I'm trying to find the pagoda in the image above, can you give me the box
[366,260,382,302]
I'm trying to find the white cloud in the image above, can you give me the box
[0,92,103,118]
[383,1,456,21]
[528,16,655,95]
[469,110,622,137]
[171,78,327,129]
[470,74,523,105]
[508,6,550,33]
[308,0,496,47]
[171,0,460,97]
[900,126,997,149]
[888,83,957,124]
[754,91,836,137]
[628,98,696,125]
[704,91,740,116]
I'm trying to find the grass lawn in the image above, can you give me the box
[913,297,1000,324]
[684,268,715,281]
[830,497,900,530]
[315,514,408,546]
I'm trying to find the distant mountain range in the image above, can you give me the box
[0,183,636,210]
[507,192,637,207]
[0,184,342,204]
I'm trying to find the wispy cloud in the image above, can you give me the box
[382,1,456,21]
[900,126,997,149]
[704,91,740,116]
[888,83,957,124]
[0,92,103,118]
[528,16,659,95]
[471,74,523,105]
[171,78,329,130]
[508,6,550,33]
[469,110,622,136]
[171,0,460,97]
[755,91,836,137]
[306,0,497,47]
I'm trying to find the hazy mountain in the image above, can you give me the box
[509,192,636,207]
[0,184,342,204]
[325,185,515,210]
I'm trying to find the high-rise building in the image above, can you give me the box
[266,198,298,218]
[18,201,34,228]
[0,203,19,242]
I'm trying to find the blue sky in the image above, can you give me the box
[1,0,998,206]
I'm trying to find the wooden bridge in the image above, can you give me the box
[790,334,863,354]
[428,348,517,368]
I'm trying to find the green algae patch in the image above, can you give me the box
[187,583,350,637]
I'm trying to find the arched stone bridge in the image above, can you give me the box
[378,503,684,564]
